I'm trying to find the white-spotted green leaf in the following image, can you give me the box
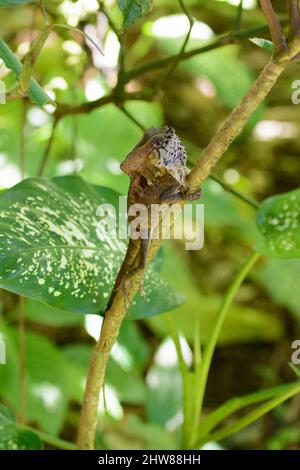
[256,188,300,258]
[0,404,42,450]
[0,175,184,319]
[0,0,34,6]
[117,0,153,27]
[249,37,274,52]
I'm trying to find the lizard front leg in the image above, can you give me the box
[160,185,202,204]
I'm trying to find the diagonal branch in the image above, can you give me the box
[288,0,300,40]
[187,57,286,187]
[259,0,289,54]
[157,0,194,85]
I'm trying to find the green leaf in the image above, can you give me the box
[0,0,34,6]
[249,37,275,52]
[22,298,83,327]
[256,188,300,258]
[255,258,300,322]
[0,404,42,450]
[15,429,43,450]
[146,362,182,427]
[117,0,153,27]
[0,38,52,106]
[0,175,183,318]
[20,26,52,95]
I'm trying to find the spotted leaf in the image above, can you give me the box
[0,176,184,318]
[256,188,300,258]
[0,404,42,450]
[117,0,153,27]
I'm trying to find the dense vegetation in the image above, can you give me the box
[0,0,300,450]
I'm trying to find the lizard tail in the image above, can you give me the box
[105,239,140,310]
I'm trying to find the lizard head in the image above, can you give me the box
[121,126,188,185]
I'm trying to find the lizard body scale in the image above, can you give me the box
[106,126,201,310]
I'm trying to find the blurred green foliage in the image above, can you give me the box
[0,0,300,451]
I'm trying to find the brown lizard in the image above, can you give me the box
[106,125,201,309]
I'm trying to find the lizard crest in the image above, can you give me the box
[121,126,188,186]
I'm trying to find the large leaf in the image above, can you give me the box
[0,404,42,450]
[255,258,300,322]
[0,324,83,434]
[117,0,153,27]
[0,1,34,6]
[256,188,300,259]
[0,175,183,318]
[0,38,51,106]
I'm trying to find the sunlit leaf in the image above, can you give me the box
[256,188,300,258]
[0,0,34,6]
[0,324,82,434]
[117,0,153,27]
[147,244,283,345]
[0,38,51,106]
[0,175,183,318]
[255,258,300,322]
[249,37,274,52]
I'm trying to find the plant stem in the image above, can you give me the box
[210,174,260,209]
[188,252,260,447]
[166,314,191,447]
[38,116,59,176]
[197,381,300,441]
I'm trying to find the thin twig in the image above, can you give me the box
[52,24,103,56]
[157,0,194,85]
[56,90,154,118]
[210,174,259,209]
[39,0,49,25]
[99,1,125,90]
[118,105,146,131]
[186,57,287,187]
[19,99,27,179]
[288,0,300,41]
[18,296,27,424]
[259,0,289,54]
[38,116,59,176]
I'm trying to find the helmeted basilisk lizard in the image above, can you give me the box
[106,125,201,310]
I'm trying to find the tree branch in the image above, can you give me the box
[288,0,300,41]
[124,20,288,83]
[38,116,59,176]
[259,0,288,54]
